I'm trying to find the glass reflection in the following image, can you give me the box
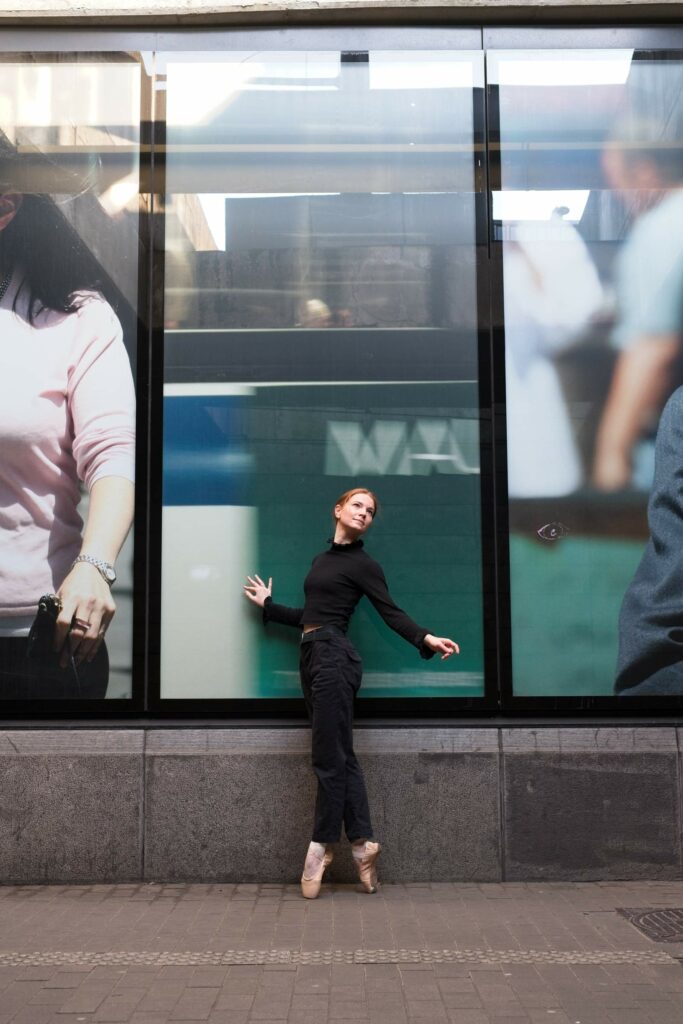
[160,49,485,699]
[494,49,683,696]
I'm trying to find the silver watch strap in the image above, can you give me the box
[71,554,116,585]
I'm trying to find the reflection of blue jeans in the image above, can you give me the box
[299,627,373,844]
[632,438,656,493]
[615,387,683,696]
[618,662,683,696]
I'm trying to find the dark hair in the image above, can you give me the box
[0,135,102,321]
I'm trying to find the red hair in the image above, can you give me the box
[333,487,380,522]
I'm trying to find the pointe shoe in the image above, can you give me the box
[352,840,381,893]
[301,842,334,899]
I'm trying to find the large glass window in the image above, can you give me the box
[0,53,144,701]
[158,47,487,700]
[492,49,683,698]
[6,30,683,714]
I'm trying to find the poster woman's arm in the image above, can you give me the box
[52,297,136,665]
[593,333,679,490]
[55,475,135,664]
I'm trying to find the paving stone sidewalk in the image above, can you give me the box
[1,880,683,1024]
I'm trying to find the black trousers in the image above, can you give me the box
[0,637,109,700]
[299,627,374,844]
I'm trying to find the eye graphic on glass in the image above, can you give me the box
[537,522,570,541]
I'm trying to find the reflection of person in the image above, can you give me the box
[297,298,331,328]
[330,307,353,328]
[0,150,135,699]
[618,387,683,692]
[594,126,683,491]
[504,215,603,497]
[615,386,683,695]
[243,488,458,897]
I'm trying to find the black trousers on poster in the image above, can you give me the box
[299,626,374,844]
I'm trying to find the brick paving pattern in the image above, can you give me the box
[0,881,683,1022]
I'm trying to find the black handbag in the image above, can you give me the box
[26,594,81,694]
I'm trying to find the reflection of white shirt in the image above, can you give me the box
[0,279,135,620]
[504,218,603,497]
[613,189,683,349]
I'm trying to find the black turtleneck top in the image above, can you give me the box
[263,539,434,659]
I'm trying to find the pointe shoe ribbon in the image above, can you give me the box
[301,843,334,899]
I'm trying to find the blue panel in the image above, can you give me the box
[163,395,252,506]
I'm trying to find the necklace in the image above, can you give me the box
[0,269,12,303]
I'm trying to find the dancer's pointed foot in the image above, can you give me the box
[352,839,381,893]
[301,841,333,899]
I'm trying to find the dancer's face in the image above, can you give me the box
[334,492,376,536]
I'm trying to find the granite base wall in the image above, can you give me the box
[0,727,679,883]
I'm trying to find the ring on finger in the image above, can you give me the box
[72,617,91,632]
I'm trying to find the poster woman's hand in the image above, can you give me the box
[243,574,273,608]
[55,562,115,666]
[424,634,460,660]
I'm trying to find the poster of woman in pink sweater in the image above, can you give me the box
[0,134,136,699]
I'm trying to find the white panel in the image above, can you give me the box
[161,505,259,698]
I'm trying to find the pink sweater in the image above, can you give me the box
[0,281,136,617]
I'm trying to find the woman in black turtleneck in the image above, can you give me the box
[243,487,458,899]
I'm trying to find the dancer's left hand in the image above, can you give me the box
[424,634,460,660]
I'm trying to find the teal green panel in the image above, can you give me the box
[250,383,485,699]
[510,534,646,696]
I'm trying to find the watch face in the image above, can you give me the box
[104,566,116,583]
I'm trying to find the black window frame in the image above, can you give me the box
[1,24,683,719]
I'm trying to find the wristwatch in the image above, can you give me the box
[71,554,117,586]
